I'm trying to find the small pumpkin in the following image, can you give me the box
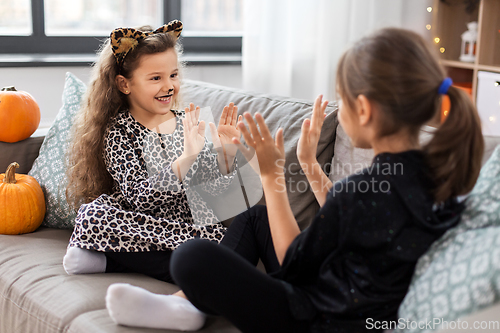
[0,162,46,235]
[0,86,41,143]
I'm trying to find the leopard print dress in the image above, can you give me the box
[68,109,236,252]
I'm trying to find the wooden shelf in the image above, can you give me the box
[432,0,500,104]
[477,0,500,67]
[477,64,500,73]
[440,60,500,73]
[440,59,475,70]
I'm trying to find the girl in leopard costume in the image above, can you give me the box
[63,20,240,283]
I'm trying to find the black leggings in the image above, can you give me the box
[104,205,310,332]
[170,205,310,333]
[104,204,279,282]
[105,249,174,283]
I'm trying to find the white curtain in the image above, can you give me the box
[242,0,433,101]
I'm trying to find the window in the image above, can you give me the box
[44,0,163,36]
[0,0,242,65]
[0,0,32,35]
[181,0,243,35]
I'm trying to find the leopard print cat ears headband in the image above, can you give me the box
[110,19,183,68]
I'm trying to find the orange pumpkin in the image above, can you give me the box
[0,162,46,234]
[0,86,41,143]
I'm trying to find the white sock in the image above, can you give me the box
[106,283,206,331]
[63,246,107,275]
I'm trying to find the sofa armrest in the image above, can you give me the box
[0,128,47,174]
[435,302,500,332]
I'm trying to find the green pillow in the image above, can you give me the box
[28,72,86,229]
[396,146,500,332]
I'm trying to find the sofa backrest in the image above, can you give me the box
[0,132,46,175]
[181,79,338,229]
[4,78,499,230]
[329,122,500,186]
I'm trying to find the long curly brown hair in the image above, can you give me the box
[66,27,183,212]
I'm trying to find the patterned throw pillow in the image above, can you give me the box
[396,146,500,333]
[29,72,86,229]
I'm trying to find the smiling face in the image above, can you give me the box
[117,48,179,124]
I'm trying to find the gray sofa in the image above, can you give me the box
[1,79,499,333]
[0,79,338,333]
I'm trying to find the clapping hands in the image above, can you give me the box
[182,102,241,175]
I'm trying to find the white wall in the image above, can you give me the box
[0,65,242,128]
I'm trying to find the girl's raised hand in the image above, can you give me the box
[297,95,328,164]
[182,103,206,158]
[232,112,285,178]
[210,103,242,159]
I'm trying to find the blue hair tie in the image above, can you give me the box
[438,77,453,95]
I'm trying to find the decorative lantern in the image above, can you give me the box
[459,21,478,62]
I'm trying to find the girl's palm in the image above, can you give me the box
[297,95,328,163]
[233,112,285,177]
[215,103,241,158]
[183,103,206,158]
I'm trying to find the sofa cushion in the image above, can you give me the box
[328,124,436,183]
[67,309,238,333]
[328,123,373,184]
[28,72,86,229]
[181,80,338,230]
[434,302,500,333]
[327,125,500,184]
[396,146,500,333]
[0,228,240,333]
